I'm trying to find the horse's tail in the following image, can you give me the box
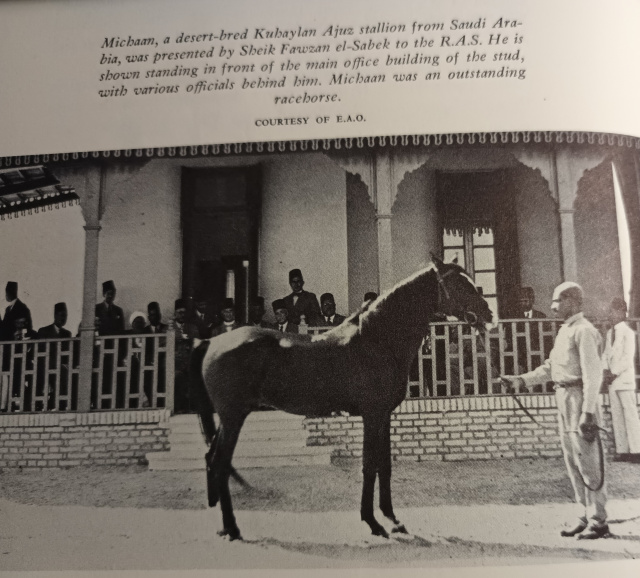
[190,338,250,492]
[189,339,216,446]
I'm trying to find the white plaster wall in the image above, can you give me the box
[260,153,349,320]
[98,160,182,326]
[513,165,563,316]
[96,153,348,326]
[0,204,85,333]
[392,165,438,284]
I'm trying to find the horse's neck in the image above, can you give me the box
[363,268,437,367]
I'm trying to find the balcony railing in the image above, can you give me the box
[0,319,636,413]
[302,318,639,399]
[1,331,174,413]
[1,338,80,412]
[90,333,174,410]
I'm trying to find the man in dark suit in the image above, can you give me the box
[143,302,168,334]
[2,281,32,341]
[282,268,321,326]
[95,280,125,336]
[272,299,299,333]
[248,296,275,329]
[317,293,346,327]
[9,314,38,411]
[174,298,199,413]
[141,301,168,407]
[515,286,548,384]
[210,298,243,337]
[518,286,546,319]
[37,302,72,339]
[190,294,217,339]
[37,303,72,410]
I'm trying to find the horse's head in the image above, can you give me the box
[430,254,493,332]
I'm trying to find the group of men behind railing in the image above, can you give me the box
[0,269,372,413]
[1,273,638,416]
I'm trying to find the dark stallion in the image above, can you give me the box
[190,256,492,540]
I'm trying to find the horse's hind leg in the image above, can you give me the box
[378,414,408,534]
[361,414,389,538]
[211,417,246,540]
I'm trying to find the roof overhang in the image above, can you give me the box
[0,166,79,219]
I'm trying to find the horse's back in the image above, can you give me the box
[201,327,287,411]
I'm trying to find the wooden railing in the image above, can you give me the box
[301,318,640,399]
[90,332,174,411]
[0,331,175,413]
[2,318,637,413]
[1,338,80,412]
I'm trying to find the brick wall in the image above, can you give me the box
[305,394,627,462]
[0,410,170,469]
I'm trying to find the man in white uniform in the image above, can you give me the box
[502,282,607,539]
[603,297,640,463]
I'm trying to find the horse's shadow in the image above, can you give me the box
[603,515,640,541]
[236,532,627,563]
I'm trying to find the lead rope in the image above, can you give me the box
[566,426,611,492]
[504,380,607,492]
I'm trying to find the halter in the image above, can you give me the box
[433,265,480,327]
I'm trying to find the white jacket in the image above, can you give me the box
[602,321,637,391]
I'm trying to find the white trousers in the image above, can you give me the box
[556,387,607,526]
[609,389,640,454]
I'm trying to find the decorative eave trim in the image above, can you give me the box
[1,131,638,168]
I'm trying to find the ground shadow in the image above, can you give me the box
[241,533,629,565]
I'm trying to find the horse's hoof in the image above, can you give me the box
[217,528,242,541]
[392,524,408,534]
[371,525,390,539]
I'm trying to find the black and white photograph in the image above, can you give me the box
[2,0,640,575]
[1,131,640,571]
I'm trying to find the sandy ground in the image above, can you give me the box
[1,458,640,571]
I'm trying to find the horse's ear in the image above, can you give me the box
[430,252,444,270]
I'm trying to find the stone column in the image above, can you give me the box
[373,153,395,292]
[66,165,104,412]
[327,148,429,293]
[554,148,606,282]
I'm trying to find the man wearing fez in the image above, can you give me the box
[37,302,72,339]
[502,282,608,540]
[191,293,217,339]
[364,291,378,304]
[273,299,298,333]
[141,302,168,407]
[95,280,125,336]
[282,268,321,325]
[249,296,275,329]
[602,297,640,463]
[210,298,242,337]
[38,303,72,411]
[2,281,32,341]
[318,293,346,327]
[143,302,168,334]
[173,298,199,413]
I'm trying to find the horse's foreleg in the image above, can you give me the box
[211,421,245,541]
[205,444,218,508]
[378,414,408,534]
[361,415,389,538]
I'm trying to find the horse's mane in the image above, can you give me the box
[357,264,440,340]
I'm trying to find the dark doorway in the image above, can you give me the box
[436,171,520,318]
[181,166,261,324]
